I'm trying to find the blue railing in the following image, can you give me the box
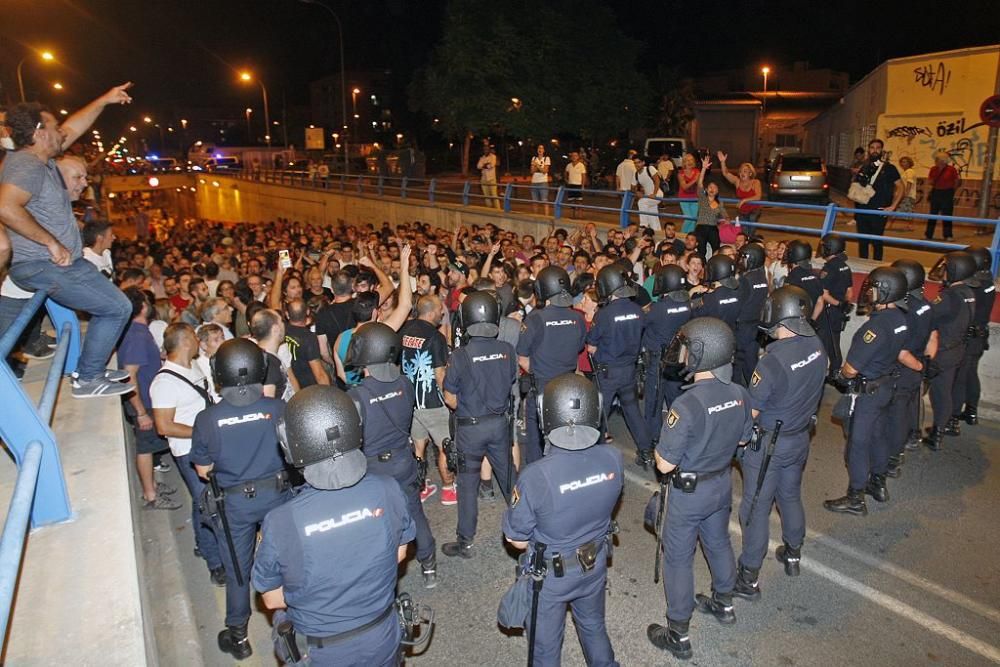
[234,170,1000,275]
[0,290,79,638]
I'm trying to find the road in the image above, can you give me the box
[141,387,1000,666]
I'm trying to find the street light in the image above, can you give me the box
[761,66,770,93]
[143,116,152,124]
[16,50,56,102]
[245,107,253,141]
[299,0,350,175]
[238,71,271,149]
[52,82,64,91]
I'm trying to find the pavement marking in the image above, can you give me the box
[621,468,1000,664]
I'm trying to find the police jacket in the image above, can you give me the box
[348,375,415,457]
[845,307,908,379]
[516,305,587,381]
[749,335,827,434]
[786,265,824,312]
[641,298,691,353]
[587,297,644,366]
[820,254,853,302]
[931,284,975,356]
[736,267,769,328]
[697,285,741,332]
[190,397,286,488]
[443,337,517,418]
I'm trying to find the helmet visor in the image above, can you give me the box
[662,333,691,380]
[855,276,876,316]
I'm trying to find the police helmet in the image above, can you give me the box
[820,234,846,258]
[760,285,815,337]
[533,266,574,307]
[277,385,367,490]
[706,255,739,289]
[785,239,813,266]
[663,317,736,383]
[462,290,501,338]
[928,251,976,286]
[211,338,267,406]
[345,322,401,382]
[540,373,602,450]
[652,265,689,302]
[737,243,765,273]
[596,264,637,301]
[966,245,992,287]
[890,258,925,293]
[857,266,908,314]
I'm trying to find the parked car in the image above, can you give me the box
[643,137,687,169]
[768,153,829,202]
[763,146,802,183]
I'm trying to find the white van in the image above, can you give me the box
[643,137,688,169]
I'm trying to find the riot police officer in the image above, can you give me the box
[734,243,769,386]
[502,373,624,666]
[516,266,587,465]
[648,317,754,660]
[589,264,654,467]
[440,292,518,558]
[642,265,692,445]
[954,246,996,427]
[784,240,824,328]
[733,286,827,601]
[816,234,854,376]
[886,259,934,477]
[923,251,977,449]
[824,267,909,515]
[191,338,293,660]
[346,323,438,586]
[253,385,416,666]
[696,255,742,333]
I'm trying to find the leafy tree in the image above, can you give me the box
[650,65,695,138]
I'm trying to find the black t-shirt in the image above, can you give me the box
[399,318,450,410]
[315,300,354,351]
[264,351,287,399]
[285,323,323,389]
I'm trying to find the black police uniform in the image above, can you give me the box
[739,335,826,571]
[502,444,624,666]
[954,277,996,422]
[348,375,436,568]
[516,306,587,463]
[656,377,754,624]
[697,285,741,333]
[641,298,691,443]
[888,293,933,461]
[785,264,824,321]
[733,266,769,386]
[191,396,292,628]
[252,475,415,666]
[442,336,518,543]
[841,307,908,490]
[587,296,652,456]
[817,253,854,371]
[927,283,975,433]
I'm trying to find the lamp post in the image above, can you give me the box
[17,50,55,102]
[299,0,350,175]
[245,108,253,142]
[239,72,271,149]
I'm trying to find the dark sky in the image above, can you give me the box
[2,0,997,128]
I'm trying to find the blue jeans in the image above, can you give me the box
[174,454,222,570]
[531,183,549,202]
[9,258,131,381]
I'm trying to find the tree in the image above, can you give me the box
[651,65,695,138]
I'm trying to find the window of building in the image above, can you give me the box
[775,134,798,148]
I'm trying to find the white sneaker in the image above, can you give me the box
[71,376,135,398]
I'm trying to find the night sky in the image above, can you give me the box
[2,0,998,128]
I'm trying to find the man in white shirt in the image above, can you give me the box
[150,322,225,585]
[477,140,500,210]
[636,156,664,231]
[82,219,115,278]
[530,144,551,215]
[564,151,588,219]
[615,149,638,191]
[194,323,225,402]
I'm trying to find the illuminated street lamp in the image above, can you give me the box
[143,116,152,124]
[239,71,271,148]
[16,49,56,102]
[761,66,771,93]
[245,107,252,140]
[52,82,64,91]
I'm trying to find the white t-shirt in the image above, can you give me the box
[149,359,211,457]
[477,153,498,183]
[83,247,114,277]
[194,355,222,402]
[149,319,167,352]
[615,159,636,191]
[530,156,551,184]
[637,165,662,198]
[565,162,587,186]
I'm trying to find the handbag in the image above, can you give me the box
[847,160,885,205]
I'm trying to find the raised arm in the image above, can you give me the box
[61,82,133,150]
[716,151,739,187]
[698,156,711,189]
[381,244,414,331]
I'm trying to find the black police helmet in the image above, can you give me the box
[786,239,812,266]
[277,385,367,489]
[928,251,976,286]
[706,255,738,288]
[891,258,925,292]
[820,234,846,258]
[596,264,637,301]
[462,290,501,338]
[541,373,602,450]
[858,266,908,313]
[212,338,267,405]
[738,243,765,272]
[663,316,735,382]
[652,265,689,301]
[967,245,991,272]
[760,285,815,337]
[533,266,574,307]
[345,322,401,382]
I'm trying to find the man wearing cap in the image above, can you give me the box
[445,259,470,314]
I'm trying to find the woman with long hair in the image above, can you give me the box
[717,151,762,236]
[677,152,700,234]
[693,155,729,256]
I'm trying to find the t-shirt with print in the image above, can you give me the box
[400,318,449,410]
[284,323,322,389]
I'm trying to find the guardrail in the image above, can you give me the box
[233,169,1000,275]
[0,291,79,639]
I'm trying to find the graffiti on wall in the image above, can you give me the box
[880,112,993,180]
[886,125,932,142]
[913,62,952,96]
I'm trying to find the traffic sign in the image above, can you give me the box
[980,95,1000,129]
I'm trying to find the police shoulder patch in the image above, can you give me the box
[751,370,762,387]
[511,486,521,507]
[863,329,877,344]
[666,408,681,428]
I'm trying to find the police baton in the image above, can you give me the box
[746,419,782,528]
[209,472,244,587]
[526,541,547,667]
[505,393,516,505]
[586,353,608,438]
[653,476,668,584]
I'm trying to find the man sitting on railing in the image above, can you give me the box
[0,83,136,398]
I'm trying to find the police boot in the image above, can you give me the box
[886,453,904,478]
[922,427,944,451]
[775,543,802,576]
[218,624,252,660]
[865,474,889,502]
[960,405,978,426]
[634,449,654,469]
[904,429,923,451]
[944,416,961,437]
[421,556,438,589]
[732,564,761,601]
[647,618,693,660]
[695,591,736,625]
[823,488,868,516]
[441,539,474,559]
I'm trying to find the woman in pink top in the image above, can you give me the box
[717,151,762,236]
[677,152,700,234]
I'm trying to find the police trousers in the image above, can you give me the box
[733,323,761,387]
[846,381,894,489]
[216,484,291,627]
[738,433,810,570]
[816,307,845,372]
[889,368,922,458]
[526,558,619,667]
[456,414,514,541]
[271,608,401,667]
[642,353,682,445]
[928,346,964,429]
[598,362,652,454]
[367,451,436,565]
[954,335,986,413]
[661,472,736,622]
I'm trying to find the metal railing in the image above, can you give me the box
[0,290,80,639]
[233,169,1000,275]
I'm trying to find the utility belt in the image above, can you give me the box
[967,324,990,339]
[302,604,395,649]
[543,522,618,578]
[221,470,289,498]
[670,467,729,493]
[456,412,509,426]
[855,373,896,394]
[758,423,811,438]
